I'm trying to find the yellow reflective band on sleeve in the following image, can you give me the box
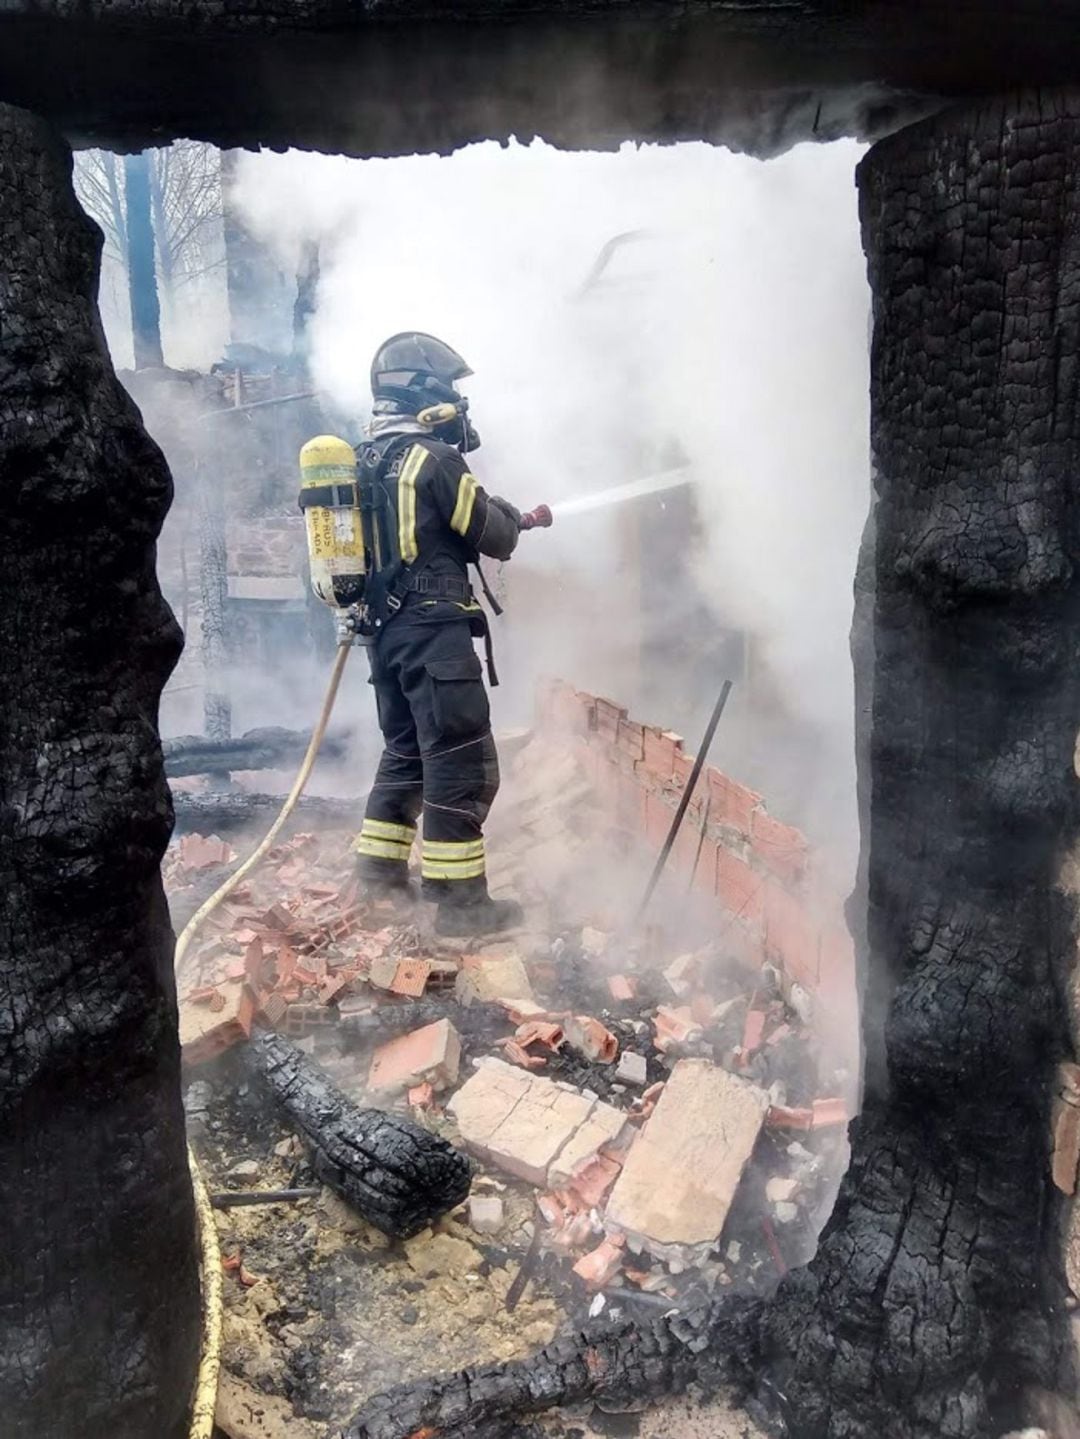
[421,857,487,881]
[421,839,485,859]
[450,473,478,536]
[397,445,426,563]
[360,819,417,844]
[354,836,413,862]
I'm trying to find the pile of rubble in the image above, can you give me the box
[173,749,851,1347]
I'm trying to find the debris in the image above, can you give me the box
[563,1014,618,1064]
[607,974,637,1003]
[228,1159,261,1182]
[455,951,535,1007]
[448,1058,627,1188]
[765,1176,800,1204]
[572,1236,625,1290]
[408,1082,435,1109]
[810,1097,848,1129]
[180,978,255,1065]
[468,1194,505,1234]
[662,951,702,997]
[215,1370,322,1439]
[238,1031,471,1238]
[210,1188,320,1209]
[404,1231,483,1278]
[652,1005,703,1054]
[615,1050,648,1088]
[580,927,609,957]
[774,1201,799,1224]
[368,1019,462,1096]
[605,1059,769,1256]
[389,959,433,998]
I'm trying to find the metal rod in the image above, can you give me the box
[635,679,734,922]
[505,1222,543,1312]
[210,1187,320,1209]
[198,389,320,423]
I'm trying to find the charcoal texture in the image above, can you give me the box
[163,724,348,777]
[12,4,1080,161]
[240,1031,472,1238]
[345,1297,762,1439]
[172,789,359,832]
[0,103,198,1439]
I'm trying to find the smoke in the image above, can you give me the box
[230,139,869,872]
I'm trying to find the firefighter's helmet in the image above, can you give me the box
[371,332,473,411]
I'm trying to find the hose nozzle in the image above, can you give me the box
[519,504,553,531]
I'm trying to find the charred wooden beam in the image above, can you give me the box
[344,1297,762,1439]
[238,1031,471,1238]
[0,105,198,1439]
[171,789,359,833]
[162,724,349,778]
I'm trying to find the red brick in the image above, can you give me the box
[672,750,696,790]
[572,1236,625,1290]
[765,883,819,989]
[690,835,722,900]
[615,768,647,834]
[616,719,645,764]
[751,809,810,885]
[608,974,637,1003]
[641,728,679,783]
[1052,1096,1080,1194]
[706,769,762,838]
[811,1097,848,1129]
[594,697,627,741]
[715,848,766,926]
[181,981,255,1065]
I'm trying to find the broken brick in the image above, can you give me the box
[389,959,433,998]
[652,1005,703,1053]
[408,1082,435,1110]
[368,1018,461,1095]
[607,974,637,1003]
[181,980,255,1065]
[811,1097,849,1129]
[765,1104,814,1131]
[1053,1094,1080,1195]
[563,1015,618,1064]
[572,1236,625,1290]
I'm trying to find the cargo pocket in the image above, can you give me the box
[425,653,490,743]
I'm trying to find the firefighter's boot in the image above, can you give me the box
[434,891,524,938]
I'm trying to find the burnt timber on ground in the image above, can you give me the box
[7,3,1080,158]
[239,1031,472,1239]
[0,102,199,1439]
[163,725,349,778]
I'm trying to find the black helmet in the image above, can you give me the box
[370,332,473,411]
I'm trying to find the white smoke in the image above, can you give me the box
[232,139,870,874]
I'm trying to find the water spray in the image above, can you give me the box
[549,466,691,521]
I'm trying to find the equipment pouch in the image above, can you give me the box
[425,654,490,742]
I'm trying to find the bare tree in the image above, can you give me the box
[74,141,224,309]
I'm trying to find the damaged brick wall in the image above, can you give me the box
[539,682,857,1045]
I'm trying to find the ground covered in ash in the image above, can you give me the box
[169,738,851,1439]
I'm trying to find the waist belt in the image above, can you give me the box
[402,572,474,601]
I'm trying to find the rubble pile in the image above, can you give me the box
[171,735,851,1430]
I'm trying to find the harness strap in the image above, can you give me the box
[299,482,357,509]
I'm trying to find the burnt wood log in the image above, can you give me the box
[171,788,359,833]
[238,1031,471,1238]
[0,104,198,1439]
[343,88,1080,1439]
[162,724,349,778]
[345,1299,762,1439]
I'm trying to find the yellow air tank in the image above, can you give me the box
[298,435,366,608]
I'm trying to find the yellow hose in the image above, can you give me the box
[178,640,352,1439]
[188,1144,223,1439]
[174,641,352,975]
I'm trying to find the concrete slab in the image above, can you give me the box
[605,1058,768,1253]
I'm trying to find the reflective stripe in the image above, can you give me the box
[397,445,425,563]
[361,819,417,843]
[450,473,478,536]
[354,837,413,861]
[422,839,485,859]
[421,857,487,881]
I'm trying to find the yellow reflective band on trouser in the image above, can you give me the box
[397,445,425,563]
[421,837,486,881]
[450,473,478,536]
[353,819,416,861]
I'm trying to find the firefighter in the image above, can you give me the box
[352,333,525,936]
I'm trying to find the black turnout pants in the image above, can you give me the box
[354,612,499,902]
